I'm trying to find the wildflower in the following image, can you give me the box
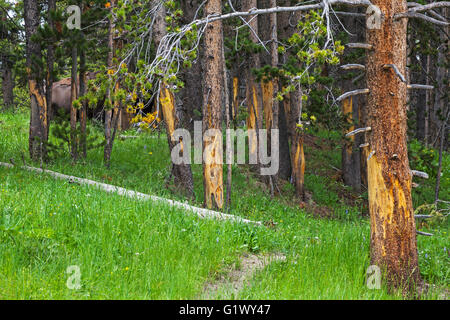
[105,2,111,8]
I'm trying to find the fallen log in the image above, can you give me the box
[0,162,262,226]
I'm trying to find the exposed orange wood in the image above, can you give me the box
[232,77,239,120]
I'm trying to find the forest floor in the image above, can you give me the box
[0,109,448,299]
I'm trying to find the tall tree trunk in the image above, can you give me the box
[202,0,224,209]
[342,95,362,191]
[259,0,279,193]
[153,1,194,197]
[46,0,55,128]
[434,111,448,203]
[70,46,78,161]
[415,54,427,142]
[341,8,362,192]
[1,58,14,110]
[278,96,292,180]
[224,37,233,210]
[104,0,115,167]
[424,55,431,146]
[288,88,305,200]
[180,0,203,133]
[276,0,296,182]
[242,0,263,169]
[24,0,48,161]
[79,45,87,159]
[366,0,421,292]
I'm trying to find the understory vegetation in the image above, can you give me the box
[0,109,447,299]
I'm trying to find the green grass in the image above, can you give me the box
[0,109,448,299]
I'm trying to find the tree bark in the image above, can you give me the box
[1,58,14,110]
[180,0,204,133]
[104,0,115,167]
[46,0,55,129]
[288,88,305,200]
[366,0,421,292]
[202,0,224,209]
[153,1,194,198]
[70,46,78,161]
[278,95,292,180]
[24,0,48,160]
[79,45,87,159]
[242,0,263,169]
[341,7,363,192]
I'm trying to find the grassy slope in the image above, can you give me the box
[0,110,448,299]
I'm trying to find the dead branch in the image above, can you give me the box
[417,231,434,236]
[407,84,435,90]
[346,126,372,137]
[341,64,366,70]
[407,2,450,14]
[411,170,429,179]
[396,12,449,25]
[346,43,373,50]
[337,88,370,102]
[383,64,406,83]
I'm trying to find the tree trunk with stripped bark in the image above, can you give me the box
[366,0,421,292]
[24,0,48,161]
[202,0,224,209]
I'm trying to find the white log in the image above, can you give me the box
[0,162,262,226]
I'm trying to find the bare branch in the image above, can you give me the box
[337,88,370,102]
[396,12,449,26]
[411,170,429,179]
[334,11,366,18]
[408,2,450,14]
[367,150,375,161]
[345,126,372,137]
[407,84,434,90]
[341,64,366,70]
[346,43,373,50]
[417,231,434,236]
[186,0,373,27]
[414,215,433,219]
[383,64,406,83]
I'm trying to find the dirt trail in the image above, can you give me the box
[200,253,286,299]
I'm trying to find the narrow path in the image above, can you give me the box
[0,162,262,226]
[200,253,286,299]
